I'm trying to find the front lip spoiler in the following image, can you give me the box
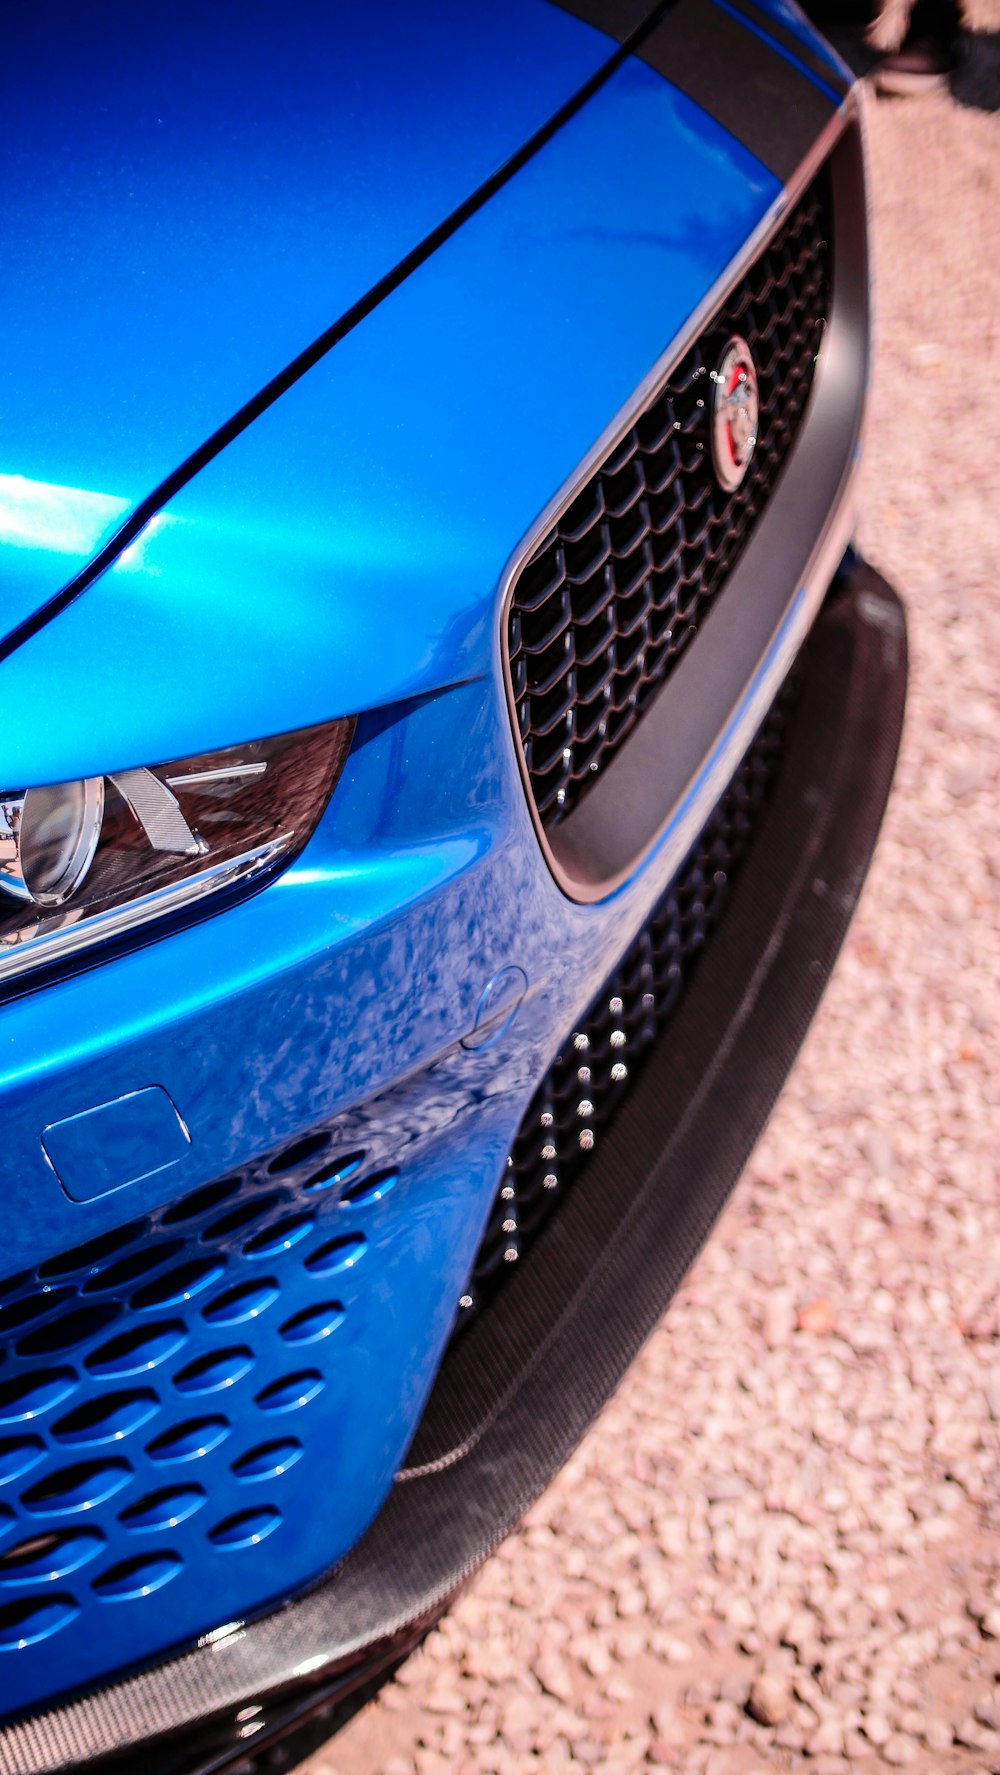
[0,558,907,1775]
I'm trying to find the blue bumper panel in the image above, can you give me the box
[0,655,718,1714]
[0,564,908,1767]
[0,1060,512,1711]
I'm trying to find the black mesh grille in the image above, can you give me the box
[507,174,831,831]
[458,671,799,1327]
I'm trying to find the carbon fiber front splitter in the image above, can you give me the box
[0,559,906,1775]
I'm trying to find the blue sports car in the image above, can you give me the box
[0,2,905,1767]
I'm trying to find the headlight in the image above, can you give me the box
[0,718,354,984]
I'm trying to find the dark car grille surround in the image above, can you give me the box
[501,103,868,904]
[508,172,831,833]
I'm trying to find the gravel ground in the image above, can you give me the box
[300,61,1000,1775]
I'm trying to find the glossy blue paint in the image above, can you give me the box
[464,966,530,1052]
[0,12,799,1721]
[0,62,776,789]
[0,477,131,652]
[0,0,612,642]
[0,681,550,1278]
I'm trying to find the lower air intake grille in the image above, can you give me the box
[506,172,830,830]
[460,669,799,1326]
[0,1131,391,1714]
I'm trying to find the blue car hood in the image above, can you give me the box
[0,36,798,787]
[0,0,614,636]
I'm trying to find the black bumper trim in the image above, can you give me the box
[640,0,838,182]
[550,0,851,109]
[0,561,906,1775]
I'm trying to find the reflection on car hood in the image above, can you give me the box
[0,0,614,636]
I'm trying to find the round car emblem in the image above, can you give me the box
[710,335,759,492]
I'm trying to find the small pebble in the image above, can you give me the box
[862,1714,891,1747]
[881,1737,918,1768]
[922,1718,954,1752]
[747,1674,791,1728]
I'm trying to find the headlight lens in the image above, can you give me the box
[0,718,354,983]
[1,777,106,906]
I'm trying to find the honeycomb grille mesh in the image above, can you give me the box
[0,1131,390,1706]
[460,672,799,1323]
[507,174,830,830]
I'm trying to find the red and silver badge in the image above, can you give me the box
[709,335,759,492]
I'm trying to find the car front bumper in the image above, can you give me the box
[0,556,906,1774]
